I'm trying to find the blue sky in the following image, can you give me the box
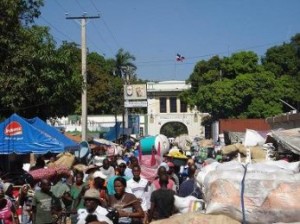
[36,0,300,81]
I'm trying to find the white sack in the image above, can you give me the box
[203,168,300,223]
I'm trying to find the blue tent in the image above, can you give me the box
[103,122,122,141]
[0,114,64,154]
[27,117,79,150]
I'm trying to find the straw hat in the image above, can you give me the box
[84,189,100,201]
[85,164,98,174]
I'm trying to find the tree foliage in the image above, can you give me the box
[1,0,299,123]
[114,48,137,80]
[0,0,82,119]
[183,35,300,121]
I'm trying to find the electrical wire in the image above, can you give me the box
[90,20,115,56]
[90,0,121,50]
[39,15,76,42]
[75,0,87,12]
[54,0,68,12]
[47,0,286,69]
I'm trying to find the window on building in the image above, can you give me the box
[160,97,167,113]
[170,97,177,113]
[180,101,187,112]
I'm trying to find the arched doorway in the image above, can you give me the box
[160,122,188,138]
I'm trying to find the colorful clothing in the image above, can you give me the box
[0,199,14,224]
[70,184,85,210]
[150,178,176,192]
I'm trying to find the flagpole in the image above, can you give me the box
[174,62,177,80]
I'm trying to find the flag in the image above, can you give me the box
[176,53,185,62]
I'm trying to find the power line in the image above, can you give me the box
[54,0,68,12]
[90,20,114,55]
[39,16,76,42]
[66,1,107,54]
[135,40,287,68]
[101,17,122,50]
[75,0,87,12]
[90,0,121,50]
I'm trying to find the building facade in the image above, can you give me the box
[146,81,207,138]
[55,81,207,139]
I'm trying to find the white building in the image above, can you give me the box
[146,81,206,138]
[55,80,207,139]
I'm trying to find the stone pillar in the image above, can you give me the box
[177,98,180,113]
[166,97,170,113]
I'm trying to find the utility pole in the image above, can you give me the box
[66,14,100,141]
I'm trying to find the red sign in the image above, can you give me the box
[5,121,22,136]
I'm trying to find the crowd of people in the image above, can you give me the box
[0,148,204,224]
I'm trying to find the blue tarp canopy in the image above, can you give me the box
[103,122,132,141]
[103,122,121,141]
[27,117,79,150]
[0,114,65,154]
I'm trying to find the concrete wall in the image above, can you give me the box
[266,112,300,129]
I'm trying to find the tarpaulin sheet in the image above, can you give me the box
[271,128,300,155]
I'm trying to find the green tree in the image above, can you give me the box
[0,0,82,119]
[0,26,82,119]
[114,48,137,82]
[262,43,299,78]
[234,72,283,118]
[188,55,222,90]
[221,51,261,79]
[182,47,299,120]
[87,52,123,115]
[262,33,300,108]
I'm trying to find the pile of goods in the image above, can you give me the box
[197,160,300,223]
[221,143,268,161]
[151,212,240,224]
[30,152,75,181]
